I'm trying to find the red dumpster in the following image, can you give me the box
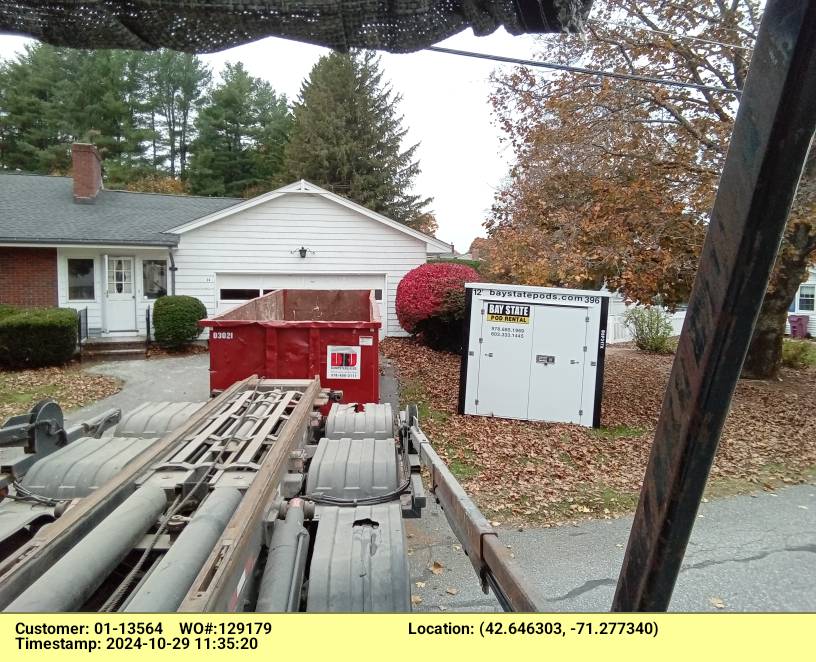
[200,289,380,404]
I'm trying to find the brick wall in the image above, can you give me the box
[0,247,58,307]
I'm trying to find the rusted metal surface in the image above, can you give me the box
[412,423,545,612]
[212,290,284,321]
[282,290,374,322]
[613,0,816,612]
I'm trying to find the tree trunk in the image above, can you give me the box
[743,148,816,380]
[150,110,157,168]
[179,108,188,177]
[742,239,813,380]
[742,296,790,380]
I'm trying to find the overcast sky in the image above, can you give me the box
[0,29,545,251]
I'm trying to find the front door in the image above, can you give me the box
[105,256,136,331]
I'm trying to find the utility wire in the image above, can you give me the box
[589,18,754,51]
[425,46,741,96]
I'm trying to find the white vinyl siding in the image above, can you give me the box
[173,192,429,336]
[58,248,103,332]
[57,247,169,335]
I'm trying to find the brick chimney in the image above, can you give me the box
[71,143,102,203]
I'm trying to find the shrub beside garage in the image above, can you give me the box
[0,305,19,321]
[153,295,208,349]
[396,262,481,353]
[0,307,78,368]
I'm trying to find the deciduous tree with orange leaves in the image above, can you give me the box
[486,0,814,378]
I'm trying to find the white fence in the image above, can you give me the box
[606,305,687,345]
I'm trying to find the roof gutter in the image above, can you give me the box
[0,239,179,249]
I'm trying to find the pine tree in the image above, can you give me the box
[0,44,76,172]
[0,44,211,185]
[142,50,211,177]
[62,48,152,184]
[281,51,430,228]
[187,62,290,197]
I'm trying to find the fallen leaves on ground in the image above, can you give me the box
[0,363,122,421]
[381,338,816,525]
[146,343,209,359]
[430,561,444,575]
[709,597,726,609]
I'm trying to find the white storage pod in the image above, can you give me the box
[457,283,610,427]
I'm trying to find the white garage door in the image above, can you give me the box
[216,273,386,338]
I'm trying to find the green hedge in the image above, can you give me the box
[0,304,19,321]
[0,308,78,368]
[153,295,207,349]
[429,257,483,271]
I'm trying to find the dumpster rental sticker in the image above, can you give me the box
[485,302,530,324]
[327,346,361,379]
[359,336,374,346]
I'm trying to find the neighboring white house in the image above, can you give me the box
[0,144,450,338]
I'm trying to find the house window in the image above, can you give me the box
[143,260,167,299]
[107,258,133,294]
[799,285,815,311]
[220,288,261,300]
[67,258,95,300]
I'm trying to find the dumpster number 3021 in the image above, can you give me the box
[212,331,234,340]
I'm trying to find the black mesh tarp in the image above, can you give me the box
[0,1,592,53]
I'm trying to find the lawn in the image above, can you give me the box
[782,338,816,369]
[0,364,122,422]
[382,338,816,525]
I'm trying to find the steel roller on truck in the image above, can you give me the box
[0,374,536,612]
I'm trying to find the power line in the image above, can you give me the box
[426,46,741,96]
[589,18,754,51]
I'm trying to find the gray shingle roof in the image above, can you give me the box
[0,173,240,246]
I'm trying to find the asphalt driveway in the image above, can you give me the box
[65,353,211,426]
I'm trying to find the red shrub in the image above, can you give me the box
[396,263,481,351]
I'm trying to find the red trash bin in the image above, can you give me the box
[788,314,810,339]
[200,290,380,405]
